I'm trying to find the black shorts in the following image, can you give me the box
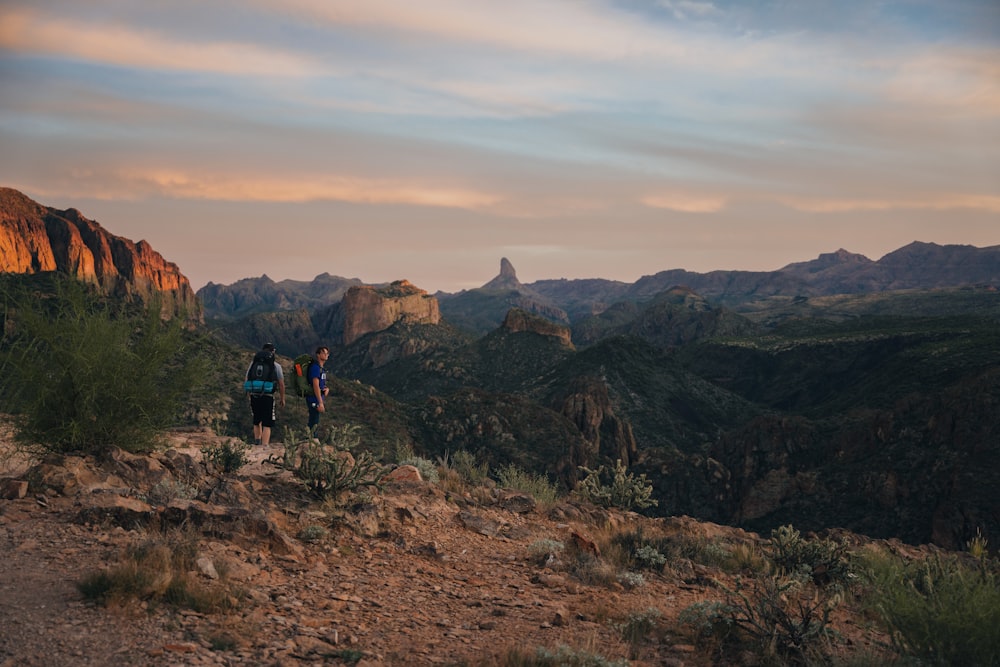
[249,394,276,427]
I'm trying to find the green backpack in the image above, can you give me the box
[291,353,315,397]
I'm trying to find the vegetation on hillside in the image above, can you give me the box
[0,275,209,455]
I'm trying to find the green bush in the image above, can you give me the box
[682,573,838,666]
[613,606,660,645]
[399,455,439,483]
[1,277,206,456]
[634,544,667,570]
[616,571,646,590]
[528,538,565,561]
[768,524,852,586]
[494,462,559,504]
[574,459,657,511]
[862,550,1000,666]
[443,449,490,485]
[202,439,250,474]
[271,425,385,500]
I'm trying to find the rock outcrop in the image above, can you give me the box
[341,280,441,345]
[501,308,573,348]
[553,375,637,470]
[438,259,570,335]
[481,257,522,291]
[0,187,200,321]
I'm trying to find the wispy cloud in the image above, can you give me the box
[21,166,501,209]
[641,192,729,213]
[885,47,1000,114]
[0,7,323,76]
[262,0,691,61]
[779,194,1000,214]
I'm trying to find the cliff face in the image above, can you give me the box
[0,188,200,321]
[341,280,441,345]
[501,307,573,347]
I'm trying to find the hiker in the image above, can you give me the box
[246,342,285,446]
[306,345,330,436]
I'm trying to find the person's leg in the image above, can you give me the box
[260,396,276,446]
[250,397,263,445]
[307,403,319,437]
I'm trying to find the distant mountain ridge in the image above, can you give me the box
[0,187,199,321]
[198,273,363,320]
[621,242,1000,302]
[198,243,1000,332]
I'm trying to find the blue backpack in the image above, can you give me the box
[244,350,277,395]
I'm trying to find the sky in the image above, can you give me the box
[1,1,998,293]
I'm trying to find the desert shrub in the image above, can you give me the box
[1,277,206,456]
[679,600,736,646]
[768,524,852,586]
[450,449,490,484]
[400,455,439,483]
[494,463,559,505]
[861,550,1000,666]
[682,572,839,666]
[570,552,619,587]
[78,530,239,613]
[727,541,768,574]
[574,459,657,511]
[270,425,385,500]
[145,478,199,505]
[507,645,628,667]
[609,527,724,571]
[528,538,565,565]
[389,440,415,463]
[633,544,667,570]
[436,449,493,498]
[967,528,989,562]
[616,571,646,589]
[613,606,661,646]
[202,439,250,474]
[607,528,653,570]
[297,524,328,543]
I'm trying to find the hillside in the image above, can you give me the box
[0,423,914,666]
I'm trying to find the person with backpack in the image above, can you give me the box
[305,346,330,437]
[245,342,285,446]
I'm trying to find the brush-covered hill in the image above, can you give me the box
[309,285,1000,552]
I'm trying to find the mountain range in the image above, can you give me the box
[199,243,1000,328]
[2,186,998,553]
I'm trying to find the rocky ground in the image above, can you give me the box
[0,423,896,667]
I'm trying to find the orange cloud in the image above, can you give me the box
[112,169,502,209]
[641,192,728,213]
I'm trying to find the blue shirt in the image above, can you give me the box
[306,362,327,405]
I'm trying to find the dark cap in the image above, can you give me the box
[262,342,275,351]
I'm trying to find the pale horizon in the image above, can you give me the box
[2,1,998,293]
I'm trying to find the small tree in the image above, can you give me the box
[1,277,206,456]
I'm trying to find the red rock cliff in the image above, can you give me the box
[0,187,200,321]
[341,280,441,345]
